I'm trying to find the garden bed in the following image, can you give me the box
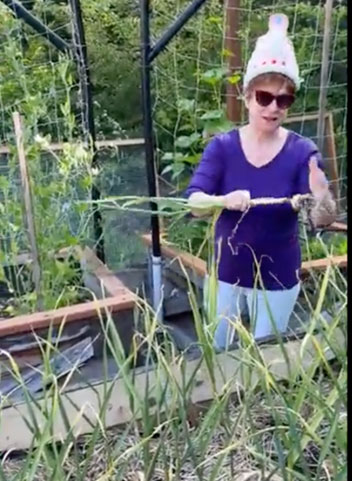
[0,313,345,452]
[0,246,136,401]
[141,228,347,331]
[0,235,346,452]
[141,229,347,286]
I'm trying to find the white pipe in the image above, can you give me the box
[152,255,163,321]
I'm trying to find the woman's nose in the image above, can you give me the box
[267,100,280,111]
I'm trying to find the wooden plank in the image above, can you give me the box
[141,234,347,279]
[78,246,129,298]
[0,295,135,338]
[0,326,344,452]
[322,221,347,232]
[0,244,136,339]
[0,341,87,371]
[12,112,43,311]
[0,138,145,155]
[284,112,321,124]
[325,112,340,208]
[300,255,347,274]
[95,138,145,149]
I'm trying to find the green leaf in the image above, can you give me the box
[227,73,241,85]
[200,109,224,120]
[161,152,184,163]
[161,165,174,175]
[175,132,200,148]
[200,67,227,85]
[171,163,185,179]
[179,123,195,132]
[208,16,222,25]
[161,152,175,161]
[177,98,195,112]
[221,48,233,58]
[182,153,202,165]
[203,118,235,136]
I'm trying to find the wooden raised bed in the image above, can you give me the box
[0,236,347,452]
[141,231,348,285]
[0,319,345,452]
[0,247,136,389]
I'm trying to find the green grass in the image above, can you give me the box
[0,249,347,481]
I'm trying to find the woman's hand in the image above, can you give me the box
[188,192,225,217]
[222,190,251,212]
[188,190,251,216]
[309,156,329,199]
[308,156,336,227]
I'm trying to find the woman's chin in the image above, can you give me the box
[256,120,280,133]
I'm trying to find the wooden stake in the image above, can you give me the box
[317,0,334,152]
[12,112,43,311]
[325,112,340,211]
[225,0,242,123]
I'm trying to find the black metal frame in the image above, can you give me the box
[2,0,70,52]
[140,0,207,261]
[1,0,104,260]
[69,0,104,261]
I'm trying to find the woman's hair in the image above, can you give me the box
[244,72,296,98]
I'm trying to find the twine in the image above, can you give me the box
[249,193,312,209]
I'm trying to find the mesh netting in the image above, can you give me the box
[0,2,95,312]
[0,1,151,315]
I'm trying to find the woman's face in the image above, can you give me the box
[245,79,295,134]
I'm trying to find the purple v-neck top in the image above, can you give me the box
[186,129,322,290]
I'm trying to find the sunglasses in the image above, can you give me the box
[255,90,295,109]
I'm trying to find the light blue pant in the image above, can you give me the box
[205,278,300,349]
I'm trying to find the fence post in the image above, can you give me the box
[225,0,242,123]
[69,0,105,262]
[317,0,334,153]
[13,112,43,311]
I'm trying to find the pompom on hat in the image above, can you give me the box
[243,13,302,91]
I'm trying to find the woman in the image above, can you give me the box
[187,13,336,349]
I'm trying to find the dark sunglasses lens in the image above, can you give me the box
[255,90,274,107]
[276,94,295,109]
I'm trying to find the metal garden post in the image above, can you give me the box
[69,0,104,262]
[140,0,208,319]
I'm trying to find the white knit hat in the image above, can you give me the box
[243,13,302,91]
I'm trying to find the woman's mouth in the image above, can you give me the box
[262,116,279,122]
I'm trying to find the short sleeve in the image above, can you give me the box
[294,139,325,195]
[186,136,223,197]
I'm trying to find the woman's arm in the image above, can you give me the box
[308,156,337,227]
[189,190,251,216]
